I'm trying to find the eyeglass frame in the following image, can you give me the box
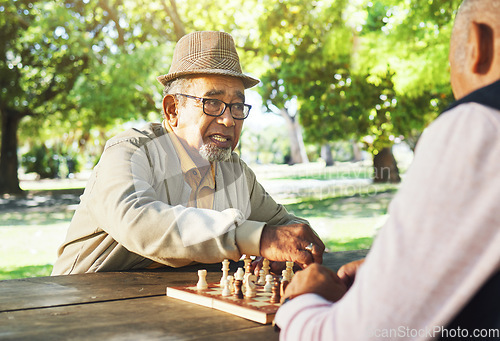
[174,93,252,120]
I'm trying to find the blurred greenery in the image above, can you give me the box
[0,265,54,280]
[1,0,463,193]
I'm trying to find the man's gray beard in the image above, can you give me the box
[199,142,232,162]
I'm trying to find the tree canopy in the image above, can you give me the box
[0,0,464,193]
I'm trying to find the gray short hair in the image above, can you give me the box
[162,77,192,105]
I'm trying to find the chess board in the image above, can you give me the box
[166,282,281,324]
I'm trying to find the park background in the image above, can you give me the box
[1,0,461,279]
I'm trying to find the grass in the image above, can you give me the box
[284,185,397,252]
[0,213,71,280]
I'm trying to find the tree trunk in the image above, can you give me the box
[0,110,23,194]
[351,139,363,162]
[321,144,334,166]
[279,108,308,165]
[373,147,401,183]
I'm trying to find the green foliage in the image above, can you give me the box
[21,142,80,178]
[241,125,290,164]
[0,265,53,280]
[2,0,463,188]
[256,0,459,160]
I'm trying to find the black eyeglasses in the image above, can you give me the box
[175,93,252,120]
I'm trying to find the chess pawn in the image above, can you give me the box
[257,269,266,286]
[286,261,294,279]
[197,269,208,290]
[264,274,273,293]
[221,278,231,297]
[270,278,281,303]
[262,258,270,276]
[234,267,245,281]
[234,267,245,294]
[226,275,235,293]
[234,279,244,299]
[281,270,290,297]
[220,259,230,287]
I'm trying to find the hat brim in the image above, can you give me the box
[157,69,260,89]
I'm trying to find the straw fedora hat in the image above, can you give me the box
[157,31,260,89]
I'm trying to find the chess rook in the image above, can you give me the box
[197,269,208,290]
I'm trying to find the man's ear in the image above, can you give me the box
[162,95,178,127]
[471,21,494,75]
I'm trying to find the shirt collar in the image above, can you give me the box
[442,79,500,114]
[162,120,216,178]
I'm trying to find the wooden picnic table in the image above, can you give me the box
[0,250,368,340]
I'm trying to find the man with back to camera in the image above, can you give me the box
[276,0,500,339]
[51,31,324,275]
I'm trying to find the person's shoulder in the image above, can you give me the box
[441,102,500,127]
[427,103,500,138]
[105,123,167,149]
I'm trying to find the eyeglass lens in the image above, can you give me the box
[204,99,248,119]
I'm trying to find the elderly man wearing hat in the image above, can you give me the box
[51,31,324,275]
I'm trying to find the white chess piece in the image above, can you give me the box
[245,274,257,297]
[220,259,230,287]
[197,269,208,290]
[262,258,270,276]
[234,267,244,281]
[243,255,252,273]
[234,267,246,294]
[257,269,266,285]
[282,269,291,282]
[286,261,294,279]
[264,274,273,293]
[227,275,234,293]
[221,278,230,297]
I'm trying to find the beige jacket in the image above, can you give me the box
[52,123,307,275]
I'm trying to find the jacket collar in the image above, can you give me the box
[443,79,500,114]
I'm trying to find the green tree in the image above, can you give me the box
[0,0,92,193]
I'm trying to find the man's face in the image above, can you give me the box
[172,75,246,163]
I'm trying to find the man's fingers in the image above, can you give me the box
[309,243,323,264]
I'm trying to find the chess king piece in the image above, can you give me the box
[257,269,266,285]
[197,269,208,290]
[220,259,230,287]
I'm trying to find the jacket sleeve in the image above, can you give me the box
[85,133,245,267]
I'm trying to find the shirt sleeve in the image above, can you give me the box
[275,104,500,340]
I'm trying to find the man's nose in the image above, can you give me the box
[217,107,235,127]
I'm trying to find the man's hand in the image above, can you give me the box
[337,258,365,289]
[281,263,347,303]
[259,224,325,269]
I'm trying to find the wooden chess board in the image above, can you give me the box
[166,282,281,324]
